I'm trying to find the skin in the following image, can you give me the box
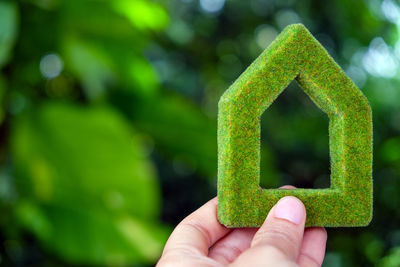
[157,186,327,266]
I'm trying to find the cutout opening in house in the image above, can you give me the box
[260,81,330,189]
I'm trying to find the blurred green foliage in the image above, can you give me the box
[0,0,399,266]
[12,103,169,264]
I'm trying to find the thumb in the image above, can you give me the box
[231,196,306,266]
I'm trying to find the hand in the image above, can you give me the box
[157,187,327,267]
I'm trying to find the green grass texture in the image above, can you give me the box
[217,24,373,227]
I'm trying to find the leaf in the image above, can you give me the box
[380,137,400,164]
[127,58,159,96]
[11,102,169,265]
[0,74,6,124]
[112,0,169,31]
[114,93,278,184]
[379,247,400,267]
[62,38,116,100]
[129,94,218,177]
[0,1,18,68]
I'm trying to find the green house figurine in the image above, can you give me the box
[217,24,373,227]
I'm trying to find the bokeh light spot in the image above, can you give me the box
[346,66,367,88]
[275,9,301,30]
[255,24,278,49]
[166,20,194,44]
[200,0,225,13]
[40,53,63,79]
[381,0,400,23]
[362,37,399,78]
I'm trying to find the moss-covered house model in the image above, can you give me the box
[217,24,373,227]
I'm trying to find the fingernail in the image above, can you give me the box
[274,196,305,225]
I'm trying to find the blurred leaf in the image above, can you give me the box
[127,58,160,96]
[62,38,116,100]
[379,247,400,267]
[60,0,141,39]
[0,1,18,68]
[112,0,169,31]
[62,37,160,99]
[0,74,6,123]
[115,93,278,182]
[358,232,384,263]
[259,147,279,188]
[130,94,218,177]
[11,102,169,265]
[15,200,52,242]
[380,137,400,164]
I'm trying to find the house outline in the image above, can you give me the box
[217,24,373,227]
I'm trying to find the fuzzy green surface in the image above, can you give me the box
[217,24,373,228]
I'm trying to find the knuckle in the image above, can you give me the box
[299,253,322,267]
[259,244,285,257]
[254,225,298,245]
[163,244,201,258]
[180,222,213,246]
[252,225,300,258]
[210,244,243,263]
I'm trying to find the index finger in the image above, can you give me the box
[161,197,231,257]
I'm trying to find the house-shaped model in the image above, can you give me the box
[217,24,373,227]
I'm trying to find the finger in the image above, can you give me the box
[298,227,327,267]
[231,196,306,266]
[208,228,257,264]
[280,185,296,189]
[251,196,306,259]
[208,186,295,265]
[161,197,231,258]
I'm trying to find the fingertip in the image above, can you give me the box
[305,227,327,244]
[298,227,327,267]
[280,185,296,189]
[248,197,306,262]
[271,196,306,225]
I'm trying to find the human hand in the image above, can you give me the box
[157,187,327,267]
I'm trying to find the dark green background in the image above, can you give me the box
[0,0,399,266]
